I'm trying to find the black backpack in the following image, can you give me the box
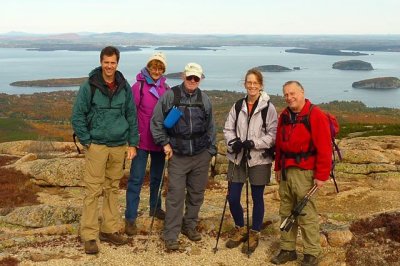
[170,85,204,110]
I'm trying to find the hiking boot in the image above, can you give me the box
[149,208,166,220]
[84,240,99,254]
[125,219,137,236]
[165,239,179,251]
[99,232,128,245]
[181,227,202,241]
[270,250,298,264]
[301,254,319,266]
[225,226,247,249]
[241,229,259,254]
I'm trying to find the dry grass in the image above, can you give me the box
[0,156,41,208]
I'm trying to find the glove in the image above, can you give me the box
[242,140,255,150]
[231,140,243,154]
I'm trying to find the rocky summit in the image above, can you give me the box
[0,136,400,265]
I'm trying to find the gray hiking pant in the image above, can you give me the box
[163,150,211,241]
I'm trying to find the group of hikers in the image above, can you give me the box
[71,46,334,266]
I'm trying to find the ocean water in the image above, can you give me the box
[0,46,399,108]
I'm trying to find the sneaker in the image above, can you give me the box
[301,254,319,266]
[181,227,201,241]
[225,226,247,249]
[270,250,298,264]
[125,219,137,236]
[99,232,128,245]
[241,229,259,254]
[84,240,99,254]
[149,209,166,220]
[165,239,179,250]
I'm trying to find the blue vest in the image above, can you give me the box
[167,86,210,156]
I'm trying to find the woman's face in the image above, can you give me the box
[147,60,165,81]
[245,73,262,98]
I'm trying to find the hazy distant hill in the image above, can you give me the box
[1,32,400,52]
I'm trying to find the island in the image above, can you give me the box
[155,46,218,51]
[332,60,373,70]
[285,48,368,56]
[10,77,87,87]
[165,72,205,79]
[352,77,400,89]
[255,65,292,72]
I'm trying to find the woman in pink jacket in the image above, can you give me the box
[125,52,169,235]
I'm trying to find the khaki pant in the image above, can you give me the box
[278,167,321,257]
[80,143,126,241]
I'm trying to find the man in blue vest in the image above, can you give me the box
[151,62,216,251]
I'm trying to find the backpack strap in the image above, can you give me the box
[73,133,82,154]
[172,86,181,106]
[302,104,315,133]
[90,85,96,107]
[137,80,145,108]
[234,98,245,138]
[260,100,270,134]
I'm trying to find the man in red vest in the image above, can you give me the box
[271,81,332,266]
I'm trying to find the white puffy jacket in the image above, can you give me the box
[223,91,278,167]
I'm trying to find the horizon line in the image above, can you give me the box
[2,31,400,36]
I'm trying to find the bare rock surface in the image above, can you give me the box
[0,136,400,265]
[3,204,81,228]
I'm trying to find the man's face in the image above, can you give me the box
[101,54,118,80]
[183,75,201,93]
[283,83,305,112]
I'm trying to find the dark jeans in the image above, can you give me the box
[125,148,165,222]
[228,182,265,231]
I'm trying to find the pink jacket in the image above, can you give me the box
[132,69,169,151]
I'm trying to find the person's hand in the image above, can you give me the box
[231,140,243,154]
[275,171,281,183]
[314,179,326,188]
[127,146,137,160]
[82,143,91,152]
[163,144,173,160]
[242,140,255,150]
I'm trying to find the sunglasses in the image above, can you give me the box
[185,75,200,82]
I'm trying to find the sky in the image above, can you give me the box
[2,0,400,35]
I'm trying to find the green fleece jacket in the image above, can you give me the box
[71,67,139,147]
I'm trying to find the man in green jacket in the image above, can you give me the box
[71,46,139,255]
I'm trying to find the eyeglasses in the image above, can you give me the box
[185,75,200,82]
[245,81,260,86]
[149,67,164,73]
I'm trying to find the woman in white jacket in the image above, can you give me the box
[223,68,278,254]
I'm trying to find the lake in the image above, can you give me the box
[0,47,399,108]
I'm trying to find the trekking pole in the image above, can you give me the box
[245,154,250,258]
[213,155,238,254]
[331,151,340,193]
[280,184,318,232]
[145,156,168,251]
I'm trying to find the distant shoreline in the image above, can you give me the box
[285,48,368,56]
[10,77,87,87]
